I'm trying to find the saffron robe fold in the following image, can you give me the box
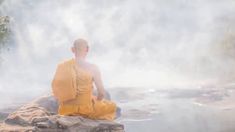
[51,58,116,120]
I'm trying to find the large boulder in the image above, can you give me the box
[0,95,124,132]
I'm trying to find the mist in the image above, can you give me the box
[0,0,235,106]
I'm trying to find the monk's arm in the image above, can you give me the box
[92,65,105,100]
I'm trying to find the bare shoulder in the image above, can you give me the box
[87,62,100,74]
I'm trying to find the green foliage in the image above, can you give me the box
[0,16,10,51]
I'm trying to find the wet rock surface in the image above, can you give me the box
[0,95,124,132]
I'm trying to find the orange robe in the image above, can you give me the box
[52,58,116,120]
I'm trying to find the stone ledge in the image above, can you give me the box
[0,95,124,132]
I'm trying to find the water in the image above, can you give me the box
[110,87,235,132]
[0,86,234,132]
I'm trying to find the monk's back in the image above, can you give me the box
[53,58,117,120]
[75,60,97,79]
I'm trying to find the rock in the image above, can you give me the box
[0,95,124,132]
[194,86,235,109]
[0,105,21,121]
[31,95,59,115]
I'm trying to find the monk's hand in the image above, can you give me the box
[97,91,105,101]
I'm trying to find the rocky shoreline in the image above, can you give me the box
[0,95,124,132]
[1,85,235,131]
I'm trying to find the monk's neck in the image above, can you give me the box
[75,56,86,64]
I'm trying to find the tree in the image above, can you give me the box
[0,16,10,51]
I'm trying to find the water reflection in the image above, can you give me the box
[111,86,235,132]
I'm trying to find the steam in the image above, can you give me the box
[0,0,235,106]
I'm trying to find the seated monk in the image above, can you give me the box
[51,38,117,121]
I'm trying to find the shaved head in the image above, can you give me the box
[73,39,88,51]
[72,38,89,57]
[73,38,89,52]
